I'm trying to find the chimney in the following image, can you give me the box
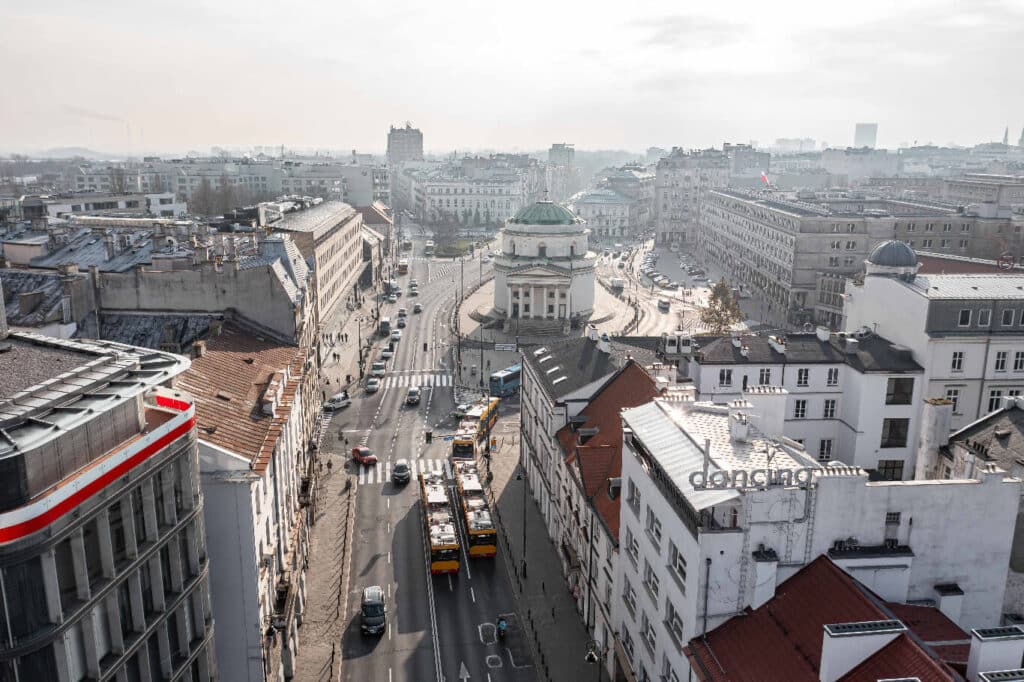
[740,345,749,357]
[751,545,779,609]
[816,325,831,342]
[597,332,611,354]
[192,340,206,358]
[915,398,954,479]
[587,324,599,342]
[0,276,8,340]
[743,386,788,437]
[967,627,1024,681]
[844,337,860,355]
[768,335,786,354]
[933,584,964,626]
[731,334,742,348]
[728,399,752,442]
[103,233,116,261]
[607,478,622,500]
[819,620,907,682]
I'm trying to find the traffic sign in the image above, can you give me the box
[493,343,517,352]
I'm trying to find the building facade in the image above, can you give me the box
[0,327,216,682]
[386,123,424,167]
[571,188,634,242]
[493,201,596,323]
[654,149,730,246]
[854,122,879,149]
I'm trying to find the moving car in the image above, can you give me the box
[406,386,421,405]
[323,391,351,410]
[392,459,411,485]
[387,294,398,303]
[409,279,419,287]
[409,287,419,296]
[352,446,378,465]
[391,330,402,341]
[413,303,423,313]
[658,298,671,312]
[397,317,406,328]
[398,307,408,317]
[365,377,380,393]
[481,255,491,263]
[452,403,470,419]
[360,586,386,636]
[371,361,386,376]
[381,345,394,359]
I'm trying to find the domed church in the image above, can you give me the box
[493,200,597,328]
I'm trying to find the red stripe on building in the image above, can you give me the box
[0,417,196,544]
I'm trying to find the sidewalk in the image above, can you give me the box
[484,429,608,682]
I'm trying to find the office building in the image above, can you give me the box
[0,318,216,681]
[854,122,878,149]
[386,123,424,167]
[614,395,1018,681]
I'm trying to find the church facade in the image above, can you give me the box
[493,201,597,321]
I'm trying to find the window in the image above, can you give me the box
[906,223,916,232]
[623,579,638,616]
[845,240,856,250]
[885,511,901,525]
[818,439,833,461]
[796,368,809,387]
[793,400,807,419]
[872,456,905,477]
[719,369,732,387]
[961,223,972,232]
[1016,352,1024,371]
[830,240,841,250]
[642,612,657,653]
[1004,309,1016,326]
[885,377,914,405]
[668,542,687,589]
[642,560,660,600]
[943,223,952,232]
[823,399,837,419]
[758,368,771,385]
[827,367,839,386]
[828,256,840,267]
[958,310,972,327]
[989,390,1004,413]
[996,351,1008,372]
[921,239,933,248]
[945,388,960,413]
[979,309,991,327]
[951,351,964,371]
[844,256,855,266]
[627,479,641,516]
[662,655,681,682]
[959,239,969,249]
[940,239,951,248]
[880,418,910,448]
[645,507,662,548]
[622,627,635,660]
[665,599,685,646]
[924,223,934,232]
[626,528,640,565]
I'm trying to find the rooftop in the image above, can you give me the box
[555,361,660,541]
[0,334,100,400]
[271,200,357,234]
[907,273,1024,299]
[692,332,922,373]
[523,336,660,401]
[948,397,1024,472]
[508,201,579,226]
[573,188,633,205]
[685,556,963,682]
[174,325,304,473]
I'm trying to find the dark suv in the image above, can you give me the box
[392,459,411,485]
[360,586,386,635]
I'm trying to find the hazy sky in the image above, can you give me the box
[2,0,1022,155]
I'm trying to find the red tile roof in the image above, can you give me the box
[684,556,964,682]
[916,252,1024,275]
[555,361,659,542]
[176,325,305,474]
[841,634,953,682]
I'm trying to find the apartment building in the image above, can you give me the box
[177,326,316,681]
[386,123,424,166]
[653,148,730,246]
[615,396,1018,681]
[600,165,655,232]
[696,189,1021,328]
[572,188,634,241]
[821,147,900,181]
[0,323,216,681]
[37,192,186,219]
[407,168,527,226]
[682,328,924,478]
[266,200,363,324]
[844,241,1024,430]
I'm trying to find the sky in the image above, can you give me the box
[2,0,1022,156]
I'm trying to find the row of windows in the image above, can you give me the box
[718,367,841,389]
[951,349,1024,371]
[905,238,970,249]
[958,308,1024,328]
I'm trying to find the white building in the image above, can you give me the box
[844,240,1024,431]
[654,148,730,246]
[571,188,635,242]
[683,328,924,478]
[493,201,597,325]
[41,191,186,218]
[177,326,317,682]
[615,396,1020,681]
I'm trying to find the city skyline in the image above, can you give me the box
[2,0,1022,155]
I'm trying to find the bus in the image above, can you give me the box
[420,471,460,574]
[488,364,521,397]
[453,461,497,558]
[451,396,501,458]
[424,240,435,256]
[397,258,409,274]
[451,425,478,459]
[400,238,413,251]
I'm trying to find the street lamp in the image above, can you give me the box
[584,639,606,682]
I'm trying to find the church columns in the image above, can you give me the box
[542,286,548,318]
[507,284,512,315]
[529,286,535,318]
[517,286,524,318]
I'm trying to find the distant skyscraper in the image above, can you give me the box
[549,143,575,167]
[386,123,423,166]
[854,123,878,148]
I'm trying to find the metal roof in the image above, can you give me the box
[909,274,1024,299]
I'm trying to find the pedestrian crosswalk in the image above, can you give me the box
[379,373,452,389]
[356,458,452,485]
[428,264,458,283]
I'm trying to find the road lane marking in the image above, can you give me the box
[388,623,392,640]
[448,574,454,591]
[470,586,475,603]
[387,551,391,564]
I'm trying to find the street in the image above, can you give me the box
[327,242,536,682]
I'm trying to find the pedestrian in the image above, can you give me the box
[326,459,333,476]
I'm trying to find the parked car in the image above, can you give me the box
[365,377,380,393]
[371,361,386,376]
[398,307,408,317]
[391,330,402,341]
[323,391,351,410]
[352,446,378,465]
[360,585,386,636]
[409,287,419,296]
[452,403,470,419]
[381,345,394,359]
[406,386,421,405]
[392,459,412,485]
[387,294,398,303]
[413,303,423,313]
[397,317,406,328]
[409,279,419,287]
[481,255,491,263]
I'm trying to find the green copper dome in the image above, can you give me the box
[509,201,578,225]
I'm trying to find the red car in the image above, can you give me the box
[352,446,378,465]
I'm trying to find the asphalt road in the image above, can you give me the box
[335,241,536,682]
